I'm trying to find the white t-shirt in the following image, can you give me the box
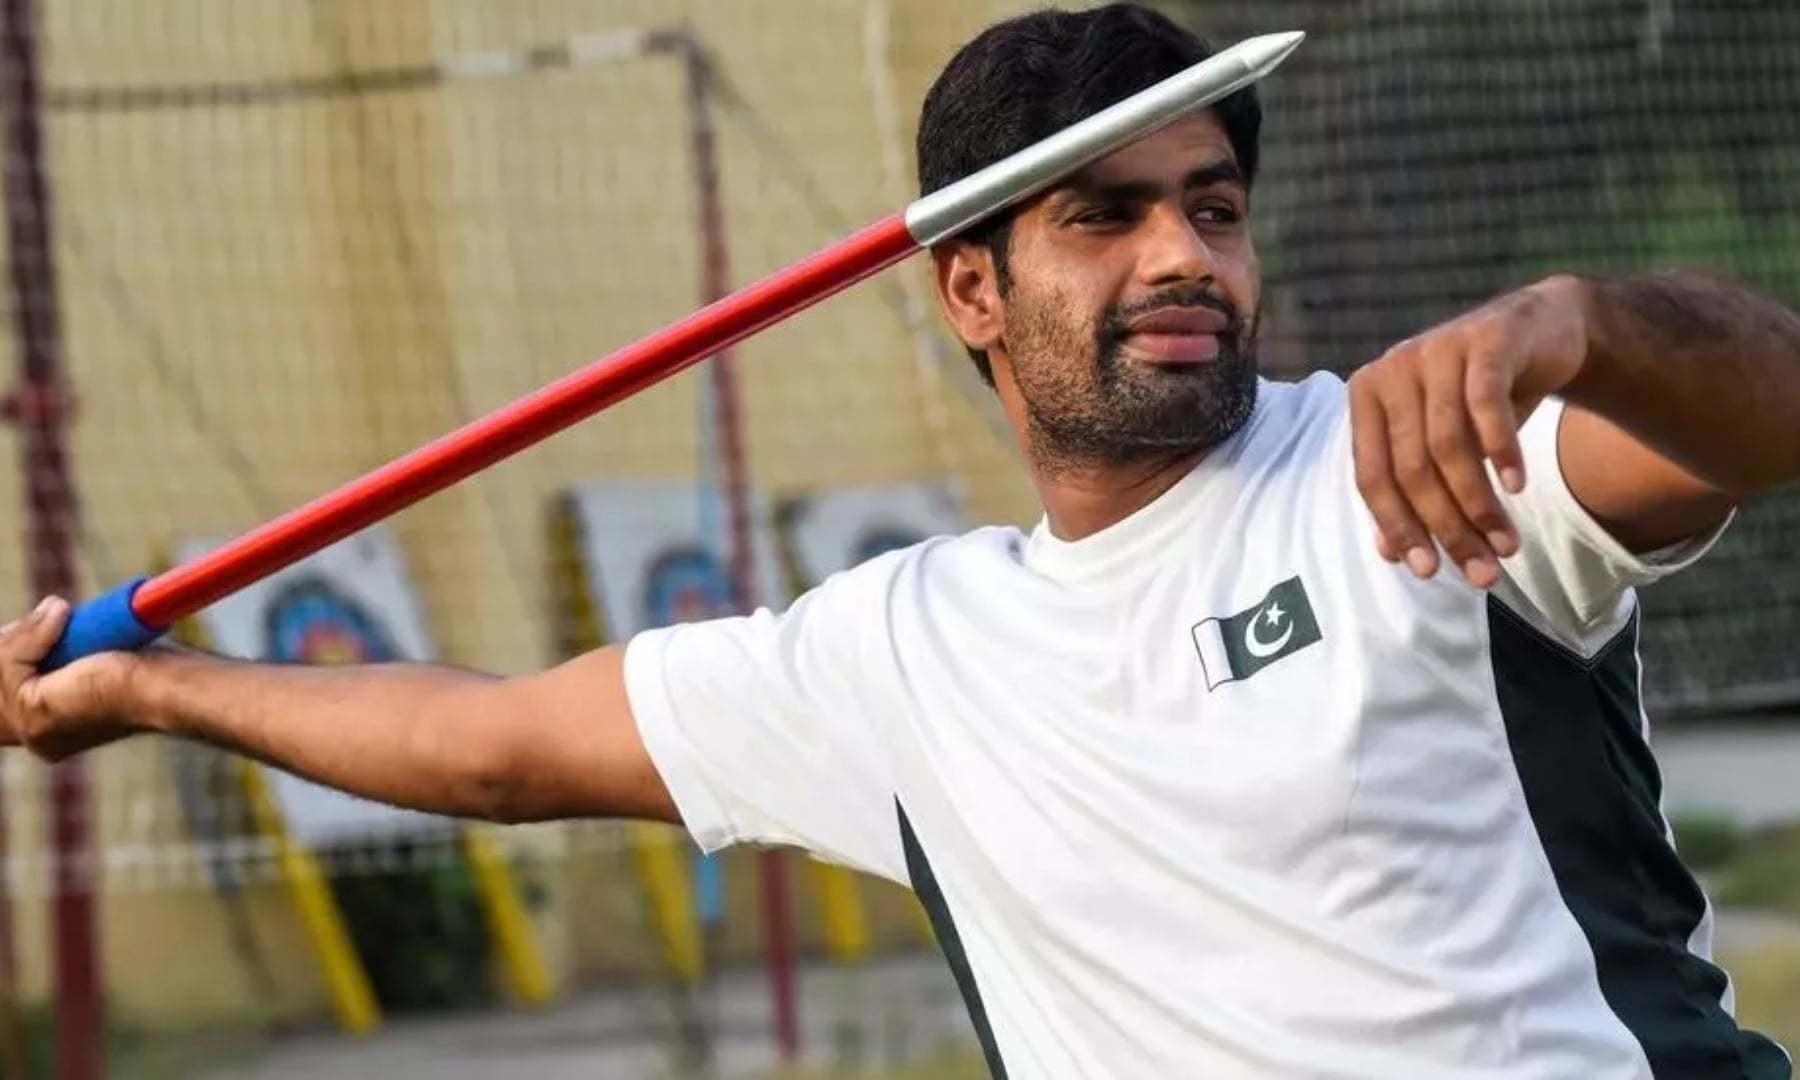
[624,374,1787,1079]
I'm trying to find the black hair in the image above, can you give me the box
[916,3,1263,385]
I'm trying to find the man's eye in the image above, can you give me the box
[1191,204,1242,225]
[1072,206,1128,226]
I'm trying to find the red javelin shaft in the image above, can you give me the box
[133,213,918,629]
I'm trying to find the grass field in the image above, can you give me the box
[1680,817,1800,1047]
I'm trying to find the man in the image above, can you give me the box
[5,4,1800,1076]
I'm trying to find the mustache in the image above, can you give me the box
[1099,287,1243,345]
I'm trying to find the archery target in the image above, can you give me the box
[781,484,963,588]
[178,526,448,847]
[563,482,786,639]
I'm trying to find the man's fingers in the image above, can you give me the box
[1382,377,1501,587]
[12,596,68,665]
[1422,351,1518,561]
[0,601,46,649]
[1350,375,1433,572]
[1,598,69,730]
[1372,526,1398,563]
[1465,351,1526,495]
[1,598,54,681]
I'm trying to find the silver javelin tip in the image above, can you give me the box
[903,29,1307,246]
[1235,31,1306,79]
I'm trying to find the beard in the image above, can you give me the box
[1001,280,1260,472]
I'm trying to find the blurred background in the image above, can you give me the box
[0,1,1797,1077]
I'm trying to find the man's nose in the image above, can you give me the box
[1138,204,1215,287]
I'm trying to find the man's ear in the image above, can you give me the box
[932,241,1004,352]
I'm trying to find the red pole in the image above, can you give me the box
[674,34,801,1063]
[0,1,102,1077]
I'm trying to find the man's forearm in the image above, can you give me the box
[1564,270,1800,495]
[136,647,517,820]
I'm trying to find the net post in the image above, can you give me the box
[0,0,100,1076]
[674,32,803,1064]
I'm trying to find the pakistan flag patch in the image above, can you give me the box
[1192,576,1322,690]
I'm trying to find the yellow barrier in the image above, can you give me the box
[239,762,381,1035]
[464,828,555,1006]
[554,496,711,981]
[631,823,705,983]
[813,861,871,963]
[168,591,379,1035]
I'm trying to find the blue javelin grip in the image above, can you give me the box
[40,577,164,672]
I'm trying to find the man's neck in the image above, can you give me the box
[1033,450,1205,541]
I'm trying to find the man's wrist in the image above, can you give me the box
[125,646,201,737]
[1536,272,1619,404]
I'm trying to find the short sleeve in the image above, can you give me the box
[1494,396,1732,654]
[622,556,907,882]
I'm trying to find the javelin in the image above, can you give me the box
[45,30,1304,670]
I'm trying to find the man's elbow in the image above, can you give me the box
[436,680,544,824]
[448,655,679,826]
[472,751,680,826]
[470,757,537,825]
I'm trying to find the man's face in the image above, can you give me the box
[949,113,1262,469]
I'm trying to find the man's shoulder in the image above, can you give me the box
[809,524,1021,600]
[1231,372,1352,475]
[870,524,1024,584]
[1255,371,1349,432]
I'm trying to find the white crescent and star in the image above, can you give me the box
[1244,599,1294,658]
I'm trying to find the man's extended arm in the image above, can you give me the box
[1349,270,1800,585]
[0,597,677,825]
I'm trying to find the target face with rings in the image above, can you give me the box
[641,546,739,627]
[263,578,402,666]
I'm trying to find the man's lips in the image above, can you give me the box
[1126,307,1230,335]
[1122,306,1230,363]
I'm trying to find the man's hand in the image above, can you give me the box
[0,596,150,761]
[1349,278,1591,588]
